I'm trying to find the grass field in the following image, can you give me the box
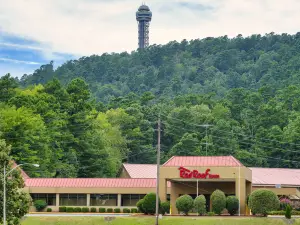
[20,217,300,225]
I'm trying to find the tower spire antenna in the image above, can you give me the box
[136,3,152,49]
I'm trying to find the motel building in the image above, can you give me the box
[22,156,300,215]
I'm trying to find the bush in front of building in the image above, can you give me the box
[46,208,52,212]
[91,207,97,213]
[114,208,121,213]
[137,199,146,214]
[34,200,48,212]
[194,195,206,216]
[160,201,170,215]
[176,194,194,216]
[268,210,300,215]
[226,196,239,216]
[99,208,106,213]
[143,192,160,215]
[74,207,81,212]
[207,211,215,216]
[123,208,130,213]
[66,207,74,212]
[107,208,113,213]
[131,208,138,213]
[211,189,226,215]
[59,206,66,212]
[82,207,89,213]
[248,189,280,216]
[285,204,292,219]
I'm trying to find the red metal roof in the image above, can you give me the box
[25,178,171,188]
[251,168,300,186]
[163,156,243,167]
[123,164,157,178]
[25,178,157,188]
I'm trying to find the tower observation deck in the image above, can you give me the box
[136,4,152,49]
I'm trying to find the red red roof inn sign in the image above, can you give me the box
[179,167,220,179]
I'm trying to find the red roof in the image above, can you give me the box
[25,178,157,188]
[25,178,171,188]
[163,156,243,167]
[123,164,157,178]
[251,168,300,186]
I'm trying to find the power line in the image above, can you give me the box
[160,113,300,153]
[155,115,161,225]
[160,112,300,148]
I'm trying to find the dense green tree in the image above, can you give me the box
[0,74,18,103]
[0,140,31,225]
[0,105,51,177]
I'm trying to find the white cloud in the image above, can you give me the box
[0,58,40,65]
[0,0,299,57]
[0,42,45,51]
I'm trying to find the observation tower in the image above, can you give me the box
[136,4,152,49]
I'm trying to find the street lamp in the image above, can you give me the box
[3,163,39,225]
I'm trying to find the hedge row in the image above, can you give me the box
[268,210,300,215]
[58,206,138,213]
[176,192,239,216]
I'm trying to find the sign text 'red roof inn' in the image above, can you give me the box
[178,167,220,179]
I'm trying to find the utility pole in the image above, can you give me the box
[200,124,213,156]
[3,166,6,225]
[155,115,161,225]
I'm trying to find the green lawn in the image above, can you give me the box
[21,217,300,225]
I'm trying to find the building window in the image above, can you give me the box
[59,194,87,206]
[30,194,56,206]
[121,194,145,206]
[90,194,117,206]
[167,194,170,201]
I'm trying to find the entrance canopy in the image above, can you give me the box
[163,156,244,167]
[160,156,251,183]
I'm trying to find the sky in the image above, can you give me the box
[0,0,300,77]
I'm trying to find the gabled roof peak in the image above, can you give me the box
[163,156,243,167]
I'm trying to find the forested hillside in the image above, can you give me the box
[2,32,300,178]
[21,32,300,102]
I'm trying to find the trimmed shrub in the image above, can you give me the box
[160,201,170,215]
[207,212,215,216]
[99,208,106,213]
[176,195,194,216]
[66,207,74,213]
[114,208,121,213]
[91,207,97,213]
[46,208,52,212]
[107,208,113,213]
[268,211,285,215]
[59,206,66,212]
[137,199,145,214]
[268,210,300,216]
[123,208,130,213]
[285,204,292,219]
[34,200,48,212]
[194,195,206,216]
[211,190,226,215]
[131,208,138,213]
[82,207,89,213]
[226,196,239,216]
[74,207,81,212]
[143,193,159,215]
[248,189,280,216]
